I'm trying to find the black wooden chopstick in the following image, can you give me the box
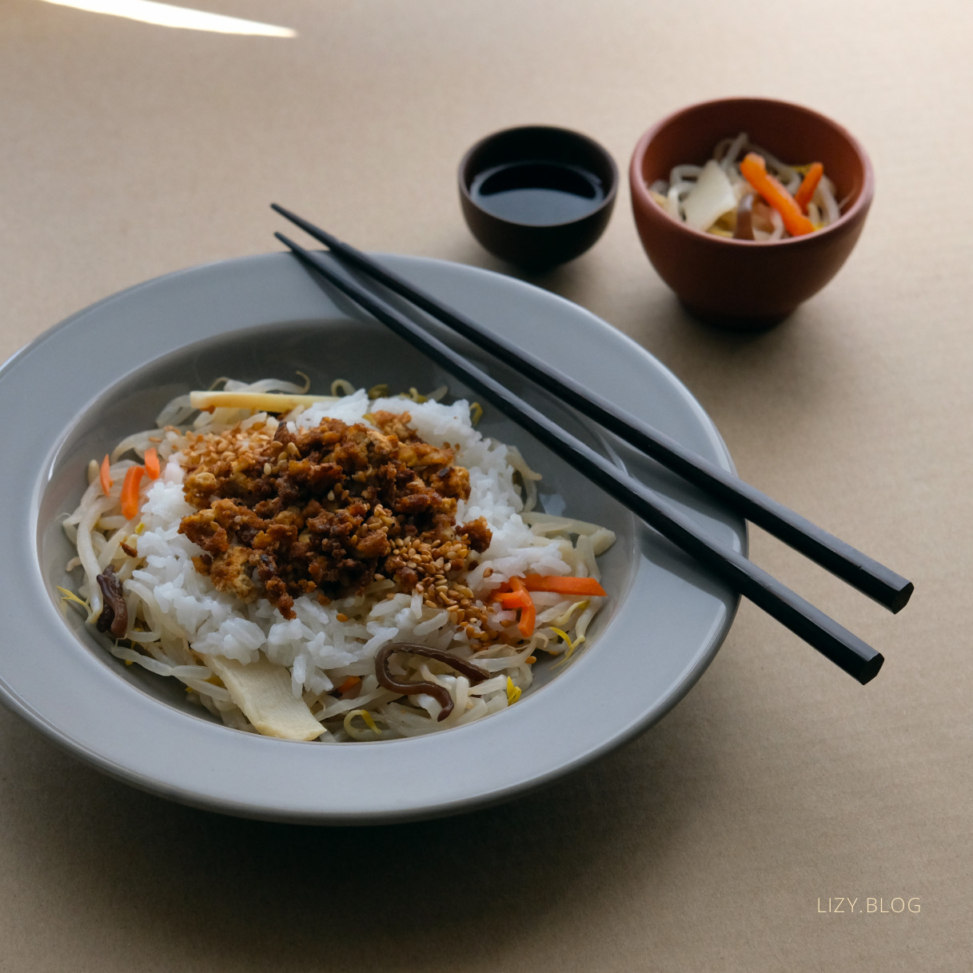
[271,203,913,615]
[274,229,884,685]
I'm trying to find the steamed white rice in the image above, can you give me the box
[62,379,615,741]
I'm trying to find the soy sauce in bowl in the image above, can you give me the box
[459,126,618,268]
[469,160,607,226]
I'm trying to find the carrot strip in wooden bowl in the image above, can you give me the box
[740,153,815,236]
[794,162,824,214]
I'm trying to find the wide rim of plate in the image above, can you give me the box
[0,252,744,824]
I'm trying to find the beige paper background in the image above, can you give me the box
[1,0,969,969]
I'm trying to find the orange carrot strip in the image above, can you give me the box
[99,454,113,495]
[144,447,161,480]
[739,153,815,237]
[120,466,145,521]
[518,597,535,638]
[493,591,530,610]
[336,676,361,696]
[522,575,607,597]
[793,162,824,214]
[510,578,536,638]
[490,579,526,605]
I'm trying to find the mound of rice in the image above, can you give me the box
[63,380,614,741]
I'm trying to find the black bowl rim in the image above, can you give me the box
[459,124,619,229]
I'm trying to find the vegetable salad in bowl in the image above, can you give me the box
[648,132,843,241]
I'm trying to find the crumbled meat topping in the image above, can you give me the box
[177,412,492,625]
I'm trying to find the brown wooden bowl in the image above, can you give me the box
[629,98,874,328]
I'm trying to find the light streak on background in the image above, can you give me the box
[38,0,296,37]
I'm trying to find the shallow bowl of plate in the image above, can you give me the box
[1,252,743,823]
[629,97,874,328]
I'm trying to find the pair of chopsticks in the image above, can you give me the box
[271,203,912,685]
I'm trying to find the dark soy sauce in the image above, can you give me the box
[470,160,605,225]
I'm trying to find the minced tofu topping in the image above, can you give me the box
[178,411,492,627]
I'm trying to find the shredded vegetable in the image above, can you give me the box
[522,575,606,597]
[335,676,362,697]
[99,454,112,496]
[492,575,606,597]
[120,466,144,521]
[189,390,339,413]
[739,153,814,237]
[648,132,841,240]
[344,708,382,738]
[144,447,161,480]
[510,577,536,638]
[794,161,824,214]
[506,676,522,705]
[491,572,605,641]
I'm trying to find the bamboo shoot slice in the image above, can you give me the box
[202,654,326,741]
[189,390,338,413]
[682,160,737,231]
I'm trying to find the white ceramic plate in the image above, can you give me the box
[2,253,744,823]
